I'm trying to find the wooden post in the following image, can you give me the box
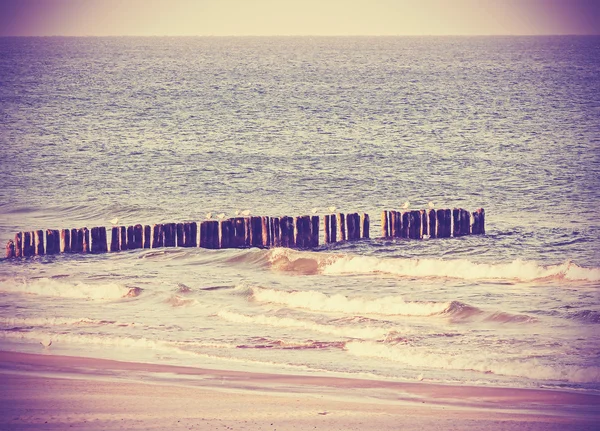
[428,209,436,239]
[471,210,480,235]
[310,215,319,247]
[272,217,281,247]
[151,224,164,248]
[119,226,127,251]
[452,209,461,237]
[435,210,444,238]
[183,222,197,247]
[330,214,337,243]
[233,217,246,248]
[269,218,275,247]
[34,230,44,255]
[294,216,303,248]
[46,229,59,255]
[361,213,370,239]
[346,213,359,241]
[445,209,452,238]
[59,229,70,253]
[219,219,232,248]
[337,213,346,242]
[71,229,81,252]
[6,240,15,258]
[324,215,331,244]
[91,227,100,253]
[420,210,427,238]
[200,221,208,248]
[143,225,151,248]
[127,226,135,249]
[460,209,470,235]
[22,231,33,256]
[479,208,485,234]
[110,227,119,252]
[389,211,398,238]
[163,223,176,247]
[280,216,294,248]
[250,216,262,248]
[401,212,409,238]
[81,228,90,253]
[261,216,270,248]
[244,217,251,247]
[210,220,220,249]
[381,211,389,238]
[176,223,184,247]
[190,222,198,247]
[14,232,22,258]
[132,224,143,248]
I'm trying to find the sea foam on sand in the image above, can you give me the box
[0,351,598,431]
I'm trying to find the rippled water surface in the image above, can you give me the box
[0,36,599,392]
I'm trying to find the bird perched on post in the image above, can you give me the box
[328,206,336,213]
[402,201,410,209]
[428,202,435,209]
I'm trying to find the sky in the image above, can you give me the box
[0,0,598,37]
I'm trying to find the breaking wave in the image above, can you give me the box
[345,341,600,384]
[0,277,141,300]
[247,286,453,316]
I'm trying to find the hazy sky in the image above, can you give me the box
[1,0,598,36]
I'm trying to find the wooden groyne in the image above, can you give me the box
[381,208,485,239]
[4,212,371,259]
[4,208,485,259]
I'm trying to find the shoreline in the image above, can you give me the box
[1,350,598,430]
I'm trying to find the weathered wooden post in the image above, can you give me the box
[471,210,481,234]
[249,216,262,248]
[401,212,409,238]
[91,227,101,253]
[272,217,281,247]
[183,223,192,247]
[117,226,126,251]
[261,216,270,248]
[5,240,15,258]
[420,210,428,238]
[460,209,470,235]
[389,211,398,238]
[219,219,232,248]
[34,230,44,255]
[330,214,337,243]
[132,224,143,248]
[190,222,198,247]
[435,209,444,238]
[452,209,461,237]
[163,223,176,247]
[294,216,304,248]
[310,215,319,247]
[81,228,90,253]
[151,224,164,248]
[233,217,245,248]
[45,229,59,254]
[176,223,184,247]
[445,209,452,237]
[14,232,22,258]
[59,229,70,253]
[209,220,219,249]
[337,213,346,242]
[143,225,151,248]
[71,229,81,252]
[21,231,32,257]
[428,209,436,239]
[280,216,295,248]
[110,227,120,252]
[346,213,358,241]
[479,208,485,234]
[324,215,331,244]
[127,226,135,249]
[381,211,389,238]
[361,213,370,239]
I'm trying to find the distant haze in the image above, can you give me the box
[1,0,598,36]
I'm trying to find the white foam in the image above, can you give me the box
[250,287,450,316]
[345,341,600,383]
[323,256,600,282]
[0,277,138,300]
[217,310,389,339]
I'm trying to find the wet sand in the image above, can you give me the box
[0,350,598,430]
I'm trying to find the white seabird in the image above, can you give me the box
[402,201,410,209]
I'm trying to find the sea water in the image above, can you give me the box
[0,36,599,392]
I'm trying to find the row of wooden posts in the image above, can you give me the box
[4,213,370,259]
[381,208,485,239]
[4,208,484,259]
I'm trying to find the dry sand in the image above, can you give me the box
[0,350,598,430]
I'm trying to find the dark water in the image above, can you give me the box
[0,36,599,392]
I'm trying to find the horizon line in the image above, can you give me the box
[2,33,599,38]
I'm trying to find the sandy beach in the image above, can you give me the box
[0,351,598,431]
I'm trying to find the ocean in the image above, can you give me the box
[0,36,599,393]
